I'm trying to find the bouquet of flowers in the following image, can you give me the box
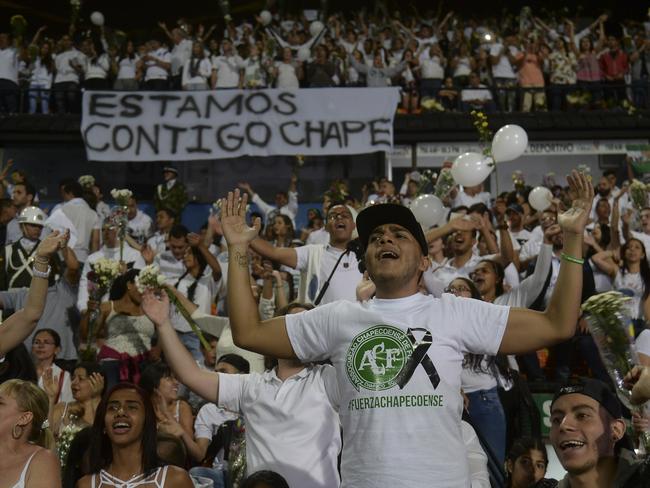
[511,170,525,191]
[420,99,445,112]
[135,265,211,350]
[470,110,493,157]
[57,420,83,471]
[434,168,456,199]
[78,175,95,189]
[629,179,649,211]
[80,258,121,361]
[582,291,650,453]
[69,0,81,28]
[110,188,132,262]
[576,164,592,181]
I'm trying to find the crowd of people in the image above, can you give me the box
[0,7,649,114]
[0,152,649,487]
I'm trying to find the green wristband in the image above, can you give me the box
[561,252,584,265]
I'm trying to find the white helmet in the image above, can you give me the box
[18,206,46,226]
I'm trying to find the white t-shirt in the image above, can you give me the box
[117,56,139,80]
[171,272,217,333]
[510,229,532,248]
[218,365,341,488]
[127,210,153,243]
[305,228,330,246]
[85,54,110,80]
[0,47,19,83]
[144,48,171,81]
[636,329,650,357]
[171,39,193,76]
[194,402,239,467]
[54,49,86,84]
[285,293,509,487]
[420,56,445,79]
[212,55,244,88]
[614,270,645,320]
[29,58,53,88]
[461,85,493,102]
[295,244,362,304]
[490,43,517,79]
[274,61,300,89]
[425,254,484,297]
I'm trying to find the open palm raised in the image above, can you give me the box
[221,189,261,246]
[557,170,594,235]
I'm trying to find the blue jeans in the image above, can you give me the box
[189,467,226,488]
[178,331,203,361]
[466,387,506,465]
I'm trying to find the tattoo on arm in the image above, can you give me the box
[234,251,248,268]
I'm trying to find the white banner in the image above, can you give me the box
[81,88,400,161]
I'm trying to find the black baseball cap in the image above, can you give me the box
[551,377,622,419]
[356,204,428,256]
[506,203,524,215]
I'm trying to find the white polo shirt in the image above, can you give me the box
[0,47,19,83]
[218,365,341,488]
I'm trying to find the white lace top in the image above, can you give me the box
[91,465,169,488]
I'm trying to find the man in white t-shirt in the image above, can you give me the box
[126,196,154,244]
[52,35,86,113]
[142,39,171,90]
[58,179,100,263]
[193,175,593,488]
[489,36,519,112]
[211,39,244,89]
[249,203,362,304]
[0,32,19,114]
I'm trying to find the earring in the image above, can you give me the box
[11,424,24,439]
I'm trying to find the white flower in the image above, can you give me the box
[157,275,166,285]
[78,175,95,188]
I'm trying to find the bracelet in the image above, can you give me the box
[561,252,584,265]
[33,255,49,264]
[32,264,51,279]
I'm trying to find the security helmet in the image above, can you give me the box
[18,206,46,226]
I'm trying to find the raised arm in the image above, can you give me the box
[142,291,220,402]
[222,190,296,358]
[249,237,298,268]
[590,249,619,279]
[0,232,66,357]
[188,233,222,281]
[499,171,594,354]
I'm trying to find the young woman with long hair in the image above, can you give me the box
[76,382,193,488]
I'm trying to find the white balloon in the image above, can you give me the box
[410,194,445,229]
[529,186,553,211]
[90,11,105,27]
[491,124,528,162]
[309,20,325,37]
[259,10,272,26]
[297,47,311,62]
[451,152,494,187]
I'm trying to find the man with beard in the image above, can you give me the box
[549,377,649,488]
[246,203,362,304]
[590,175,617,224]
[188,171,594,487]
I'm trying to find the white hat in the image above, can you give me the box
[18,206,46,226]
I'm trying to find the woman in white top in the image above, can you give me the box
[140,362,194,443]
[113,41,140,91]
[592,237,650,336]
[181,41,212,90]
[242,44,270,89]
[31,328,73,404]
[84,39,110,90]
[76,382,192,488]
[451,43,476,87]
[273,47,302,89]
[27,41,54,114]
[83,269,155,389]
[0,379,61,488]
